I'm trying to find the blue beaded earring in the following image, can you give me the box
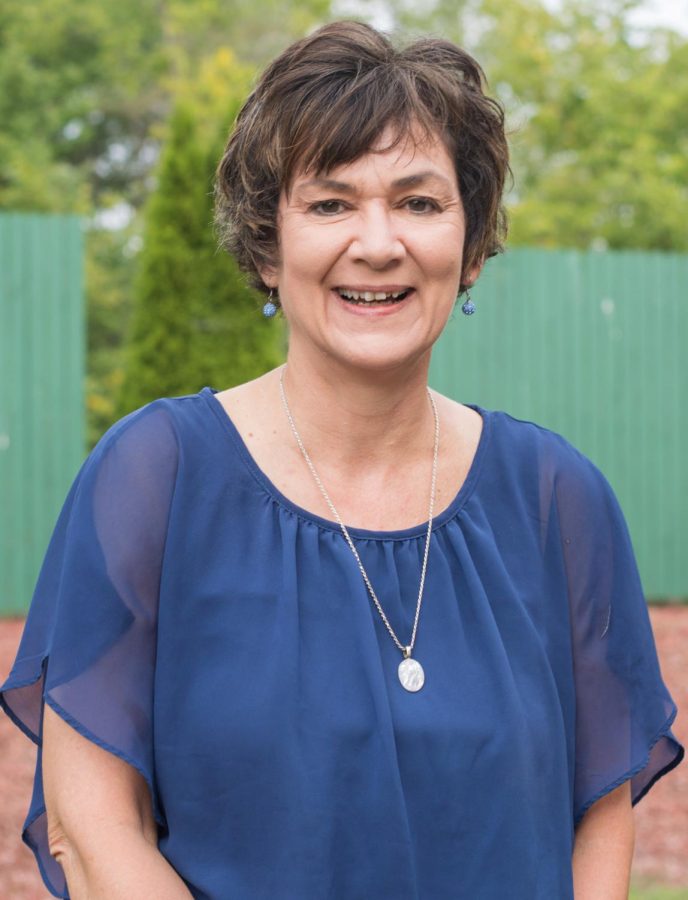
[461,286,476,316]
[262,289,278,318]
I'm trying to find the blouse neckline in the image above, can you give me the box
[199,385,493,541]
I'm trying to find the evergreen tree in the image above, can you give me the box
[117,97,285,418]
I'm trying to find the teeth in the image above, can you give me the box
[338,288,408,301]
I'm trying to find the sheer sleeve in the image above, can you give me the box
[555,451,684,828]
[0,401,178,898]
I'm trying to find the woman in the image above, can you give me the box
[1,20,683,900]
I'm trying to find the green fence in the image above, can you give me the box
[1,236,685,613]
[430,247,688,601]
[0,213,84,616]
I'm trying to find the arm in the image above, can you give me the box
[43,704,194,900]
[572,780,635,900]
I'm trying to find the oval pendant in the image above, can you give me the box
[398,657,425,692]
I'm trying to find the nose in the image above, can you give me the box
[347,203,405,269]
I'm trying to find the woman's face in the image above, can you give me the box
[262,125,477,375]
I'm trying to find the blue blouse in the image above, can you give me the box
[1,386,684,899]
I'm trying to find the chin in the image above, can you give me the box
[327,342,429,375]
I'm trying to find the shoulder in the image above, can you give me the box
[481,406,616,514]
[496,407,601,474]
[82,395,186,487]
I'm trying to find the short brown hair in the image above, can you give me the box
[215,20,510,298]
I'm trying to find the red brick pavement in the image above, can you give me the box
[1,609,686,897]
[631,607,688,886]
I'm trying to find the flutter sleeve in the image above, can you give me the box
[0,401,178,898]
[554,449,684,828]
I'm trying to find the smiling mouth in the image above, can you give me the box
[335,287,413,305]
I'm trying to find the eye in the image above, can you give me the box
[309,199,347,215]
[405,196,441,213]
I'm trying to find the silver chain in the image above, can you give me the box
[278,365,440,659]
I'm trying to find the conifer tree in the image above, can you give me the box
[117,97,285,417]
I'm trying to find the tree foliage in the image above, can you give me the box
[116,54,286,421]
[0,0,330,214]
[0,0,165,213]
[478,0,688,250]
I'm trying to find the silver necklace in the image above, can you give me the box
[278,365,440,692]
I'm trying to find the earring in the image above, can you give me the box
[262,289,278,318]
[461,286,476,316]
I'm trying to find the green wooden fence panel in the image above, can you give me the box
[0,213,84,616]
[430,247,688,601]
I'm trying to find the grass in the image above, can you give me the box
[630,882,688,899]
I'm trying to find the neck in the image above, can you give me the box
[273,354,437,478]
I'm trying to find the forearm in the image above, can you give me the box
[54,824,194,900]
[572,782,635,899]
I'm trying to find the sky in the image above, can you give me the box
[337,0,688,37]
[626,0,688,34]
[541,0,688,34]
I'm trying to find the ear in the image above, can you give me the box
[258,265,279,290]
[464,258,485,288]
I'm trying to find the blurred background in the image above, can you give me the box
[0,0,686,896]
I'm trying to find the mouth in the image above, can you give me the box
[334,286,414,306]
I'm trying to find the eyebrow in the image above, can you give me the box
[296,170,455,193]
